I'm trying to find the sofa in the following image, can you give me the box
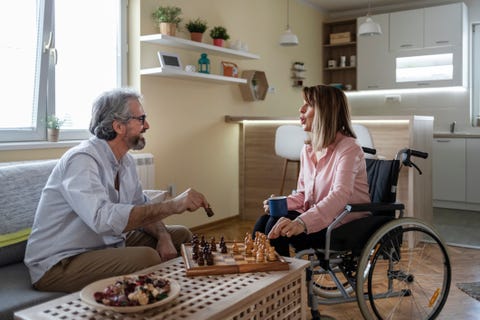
[0,160,65,320]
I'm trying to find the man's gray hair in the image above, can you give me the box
[89,88,143,140]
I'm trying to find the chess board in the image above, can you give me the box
[181,242,289,276]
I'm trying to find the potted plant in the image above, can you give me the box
[152,6,182,36]
[185,18,208,42]
[209,26,230,47]
[46,115,65,142]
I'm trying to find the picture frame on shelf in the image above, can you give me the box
[157,51,182,70]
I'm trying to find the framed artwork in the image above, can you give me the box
[157,51,182,70]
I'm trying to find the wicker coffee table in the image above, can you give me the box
[14,256,309,320]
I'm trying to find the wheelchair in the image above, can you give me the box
[295,148,451,320]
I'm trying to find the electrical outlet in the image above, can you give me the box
[385,95,401,103]
[167,184,176,197]
[268,86,276,93]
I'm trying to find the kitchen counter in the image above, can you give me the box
[434,132,480,138]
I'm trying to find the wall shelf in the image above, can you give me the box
[140,67,247,84]
[239,70,268,101]
[323,19,357,90]
[140,34,260,60]
[323,42,356,48]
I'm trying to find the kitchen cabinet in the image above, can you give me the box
[322,19,357,90]
[357,3,467,90]
[357,13,394,90]
[139,34,260,84]
[425,3,463,48]
[432,138,465,202]
[466,139,480,203]
[390,3,464,51]
[389,9,423,51]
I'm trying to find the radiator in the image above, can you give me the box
[131,153,156,189]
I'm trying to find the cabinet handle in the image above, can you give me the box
[400,44,414,48]
[436,140,451,142]
[367,85,379,89]
[435,40,449,44]
[417,82,430,86]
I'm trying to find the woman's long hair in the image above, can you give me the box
[302,85,356,151]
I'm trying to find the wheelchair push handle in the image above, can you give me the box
[396,148,428,175]
[410,149,428,159]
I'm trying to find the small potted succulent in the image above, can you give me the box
[209,26,230,47]
[46,115,65,142]
[152,6,182,36]
[185,18,208,42]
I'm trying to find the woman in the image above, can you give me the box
[252,85,371,256]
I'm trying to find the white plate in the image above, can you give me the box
[80,275,180,313]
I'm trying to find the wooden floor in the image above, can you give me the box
[192,216,480,320]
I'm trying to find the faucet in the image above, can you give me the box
[450,121,456,133]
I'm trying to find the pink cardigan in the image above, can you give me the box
[287,132,371,233]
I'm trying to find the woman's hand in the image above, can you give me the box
[267,217,305,239]
[263,194,275,214]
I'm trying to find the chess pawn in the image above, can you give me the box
[232,241,239,254]
[206,252,214,265]
[197,254,205,266]
[221,243,228,253]
[210,237,217,251]
[256,250,265,263]
[267,247,278,261]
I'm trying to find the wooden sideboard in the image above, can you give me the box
[226,115,434,224]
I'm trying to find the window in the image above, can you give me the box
[0,0,126,143]
[473,23,480,125]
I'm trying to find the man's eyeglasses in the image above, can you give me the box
[128,114,147,125]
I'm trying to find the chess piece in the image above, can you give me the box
[267,247,278,261]
[210,237,217,251]
[197,254,205,266]
[232,241,239,254]
[256,250,265,263]
[221,243,228,253]
[206,252,214,265]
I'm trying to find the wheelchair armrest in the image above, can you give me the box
[346,202,405,212]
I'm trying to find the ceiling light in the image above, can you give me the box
[280,0,298,46]
[358,1,382,37]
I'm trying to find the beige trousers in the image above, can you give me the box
[34,225,192,292]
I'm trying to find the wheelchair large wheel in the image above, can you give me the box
[296,249,354,299]
[356,218,451,320]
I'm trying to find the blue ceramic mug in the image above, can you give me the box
[269,196,288,217]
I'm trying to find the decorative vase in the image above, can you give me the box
[47,128,60,142]
[159,22,176,36]
[213,38,224,47]
[190,32,203,42]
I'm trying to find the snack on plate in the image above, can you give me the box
[93,273,171,307]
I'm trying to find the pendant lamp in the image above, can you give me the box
[358,1,382,36]
[279,0,299,46]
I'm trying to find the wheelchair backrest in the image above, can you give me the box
[366,158,401,216]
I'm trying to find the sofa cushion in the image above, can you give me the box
[0,160,57,266]
[0,262,65,320]
[0,240,27,268]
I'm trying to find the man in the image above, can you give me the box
[25,88,209,292]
